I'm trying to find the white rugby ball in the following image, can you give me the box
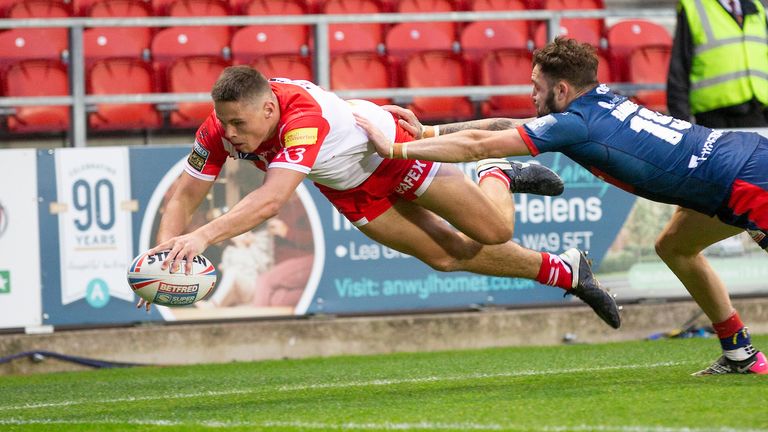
[127,251,217,307]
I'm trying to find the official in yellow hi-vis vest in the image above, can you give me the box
[667,0,768,128]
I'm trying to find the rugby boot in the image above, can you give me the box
[560,248,621,329]
[692,351,768,376]
[476,158,564,196]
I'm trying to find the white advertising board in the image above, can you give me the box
[55,148,134,308]
[0,149,42,329]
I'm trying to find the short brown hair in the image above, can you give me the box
[532,37,599,89]
[211,66,270,102]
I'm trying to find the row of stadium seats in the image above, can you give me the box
[0,0,605,18]
[0,43,671,134]
[0,0,672,135]
[0,16,670,73]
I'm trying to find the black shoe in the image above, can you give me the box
[477,158,564,196]
[561,248,621,329]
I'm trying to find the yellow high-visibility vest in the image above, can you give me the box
[681,0,768,113]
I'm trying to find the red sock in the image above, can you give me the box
[478,167,510,189]
[713,311,744,339]
[535,252,573,290]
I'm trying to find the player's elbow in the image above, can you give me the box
[467,131,507,160]
[258,198,283,221]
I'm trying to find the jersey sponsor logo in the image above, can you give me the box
[188,141,209,172]
[688,130,723,168]
[395,160,428,194]
[596,84,610,94]
[525,115,557,135]
[284,128,319,148]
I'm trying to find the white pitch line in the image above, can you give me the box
[0,361,693,412]
[0,418,765,432]
[276,361,690,391]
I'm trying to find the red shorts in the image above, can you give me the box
[315,124,441,226]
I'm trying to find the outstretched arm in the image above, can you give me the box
[148,168,306,274]
[356,114,532,163]
[382,105,534,137]
[436,117,535,134]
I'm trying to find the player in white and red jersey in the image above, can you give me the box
[145,66,619,329]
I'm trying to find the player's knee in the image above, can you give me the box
[421,256,460,272]
[474,225,512,246]
[655,233,696,261]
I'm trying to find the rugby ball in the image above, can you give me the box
[127,251,217,307]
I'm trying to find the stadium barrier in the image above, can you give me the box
[0,9,676,146]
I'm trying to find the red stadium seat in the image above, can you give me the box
[397,0,458,42]
[83,0,153,57]
[478,49,536,118]
[533,19,602,48]
[323,0,385,54]
[88,58,161,131]
[330,53,392,105]
[6,1,72,47]
[251,55,313,81]
[87,0,153,17]
[596,50,612,83]
[386,23,456,82]
[167,56,229,128]
[242,0,307,15]
[628,45,671,113]
[386,23,456,58]
[237,0,310,64]
[73,0,151,16]
[151,0,175,14]
[461,21,529,59]
[231,26,308,60]
[231,25,311,81]
[151,26,230,83]
[84,28,151,64]
[3,60,70,133]
[403,51,473,122]
[537,0,604,46]
[84,1,153,64]
[0,29,68,66]
[460,20,529,81]
[469,0,531,42]
[7,0,71,17]
[606,20,671,82]
[0,0,19,16]
[166,0,231,43]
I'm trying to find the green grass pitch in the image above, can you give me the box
[1,335,766,431]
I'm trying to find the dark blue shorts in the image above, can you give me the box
[716,137,768,244]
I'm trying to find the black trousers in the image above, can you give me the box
[694,99,768,129]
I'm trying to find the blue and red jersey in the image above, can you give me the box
[518,84,763,216]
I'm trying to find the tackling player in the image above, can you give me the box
[143,66,621,329]
[356,37,768,376]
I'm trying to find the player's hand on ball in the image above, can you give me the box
[381,105,423,138]
[148,232,208,275]
[354,114,393,158]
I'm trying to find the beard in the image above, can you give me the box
[536,90,560,117]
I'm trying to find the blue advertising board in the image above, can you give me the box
[35,145,638,326]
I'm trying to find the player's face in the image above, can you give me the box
[215,96,277,153]
[531,64,561,117]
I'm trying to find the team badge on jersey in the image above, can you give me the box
[284,128,319,147]
[188,141,209,172]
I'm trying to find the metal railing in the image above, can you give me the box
[0,8,676,146]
